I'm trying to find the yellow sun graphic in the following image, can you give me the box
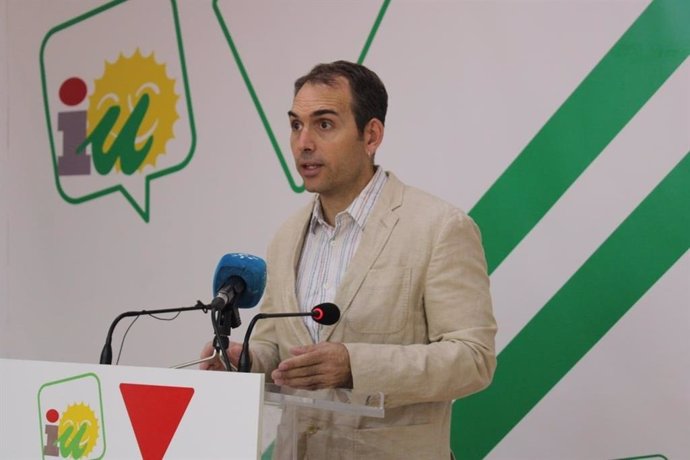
[58,402,100,458]
[87,48,179,171]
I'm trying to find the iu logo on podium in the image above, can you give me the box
[37,373,106,460]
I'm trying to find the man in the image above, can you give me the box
[201,60,496,459]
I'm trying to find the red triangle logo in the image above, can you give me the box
[120,383,194,460]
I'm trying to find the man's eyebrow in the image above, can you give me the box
[288,109,339,119]
[312,109,338,118]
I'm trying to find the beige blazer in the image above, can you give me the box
[251,172,497,459]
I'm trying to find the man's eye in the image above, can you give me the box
[290,120,302,131]
[319,120,332,129]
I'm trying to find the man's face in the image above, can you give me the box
[288,78,374,205]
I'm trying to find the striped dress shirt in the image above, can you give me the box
[296,167,388,341]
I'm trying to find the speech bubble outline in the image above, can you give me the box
[39,0,196,223]
[37,372,106,460]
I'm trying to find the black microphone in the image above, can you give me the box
[209,276,245,311]
[310,303,340,325]
[237,303,340,372]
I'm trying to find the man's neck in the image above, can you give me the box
[319,195,351,227]
[319,168,376,226]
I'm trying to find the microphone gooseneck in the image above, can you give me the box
[237,303,341,372]
[99,302,208,365]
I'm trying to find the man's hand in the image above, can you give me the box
[271,342,353,390]
[199,340,243,371]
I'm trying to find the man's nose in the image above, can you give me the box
[296,127,315,152]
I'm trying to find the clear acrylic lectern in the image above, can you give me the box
[263,383,385,459]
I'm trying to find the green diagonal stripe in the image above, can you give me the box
[212,0,303,193]
[452,0,690,455]
[358,0,391,64]
[452,152,689,459]
[470,0,690,273]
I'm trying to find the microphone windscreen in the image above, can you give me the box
[312,302,340,325]
[213,253,267,308]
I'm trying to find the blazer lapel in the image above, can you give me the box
[320,173,404,342]
[279,203,315,344]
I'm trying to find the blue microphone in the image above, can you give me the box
[211,253,267,310]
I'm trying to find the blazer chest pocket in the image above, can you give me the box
[345,267,412,335]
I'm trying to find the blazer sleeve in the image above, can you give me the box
[345,209,497,408]
[242,280,281,380]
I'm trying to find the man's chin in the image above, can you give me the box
[300,178,321,194]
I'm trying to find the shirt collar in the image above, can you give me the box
[308,166,388,233]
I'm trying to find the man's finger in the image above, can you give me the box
[273,370,322,390]
[278,350,320,371]
[288,345,314,356]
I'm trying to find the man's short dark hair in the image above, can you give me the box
[294,60,388,135]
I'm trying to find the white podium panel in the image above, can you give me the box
[0,359,264,459]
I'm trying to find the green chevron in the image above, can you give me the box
[453,0,690,456]
[213,0,391,194]
[213,3,394,456]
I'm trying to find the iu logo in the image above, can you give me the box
[56,50,179,177]
[37,373,106,460]
[40,0,196,222]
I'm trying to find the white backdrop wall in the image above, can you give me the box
[1,1,688,459]
[1,1,8,341]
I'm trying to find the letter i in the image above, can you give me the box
[57,77,91,176]
[43,408,60,456]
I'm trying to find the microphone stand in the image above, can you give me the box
[172,285,247,371]
[99,301,209,365]
[209,294,242,372]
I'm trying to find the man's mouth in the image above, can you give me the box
[300,162,323,176]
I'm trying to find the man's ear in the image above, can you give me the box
[364,118,385,158]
